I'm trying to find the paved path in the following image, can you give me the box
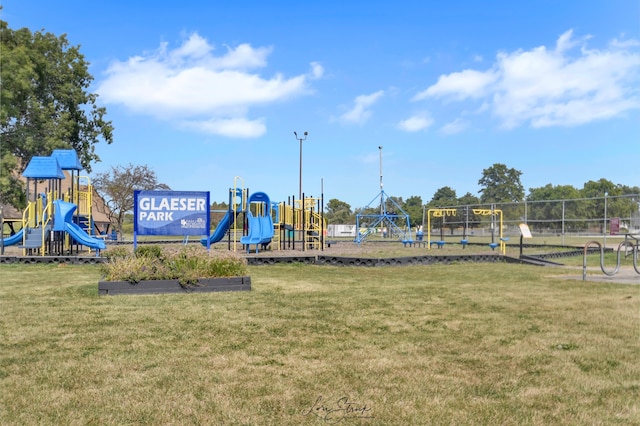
[560,267,640,285]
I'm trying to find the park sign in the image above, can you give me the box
[134,190,210,237]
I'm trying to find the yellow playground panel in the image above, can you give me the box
[272,197,326,250]
[427,208,506,255]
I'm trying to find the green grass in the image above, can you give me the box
[1,262,638,425]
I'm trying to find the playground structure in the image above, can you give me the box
[426,207,508,255]
[1,150,106,256]
[200,177,248,251]
[273,195,325,251]
[240,191,275,253]
[354,190,412,244]
[354,146,412,245]
[199,177,327,253]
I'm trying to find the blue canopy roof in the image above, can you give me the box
[51,149,82,171]
[22,157,65,179]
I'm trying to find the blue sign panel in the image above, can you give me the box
[134,190,210,236]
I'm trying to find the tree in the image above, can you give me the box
[209,200,229,229]
[456,192,481,233]
[0,20,113,208]
[325,198,353,224]
[458,192,480,206]
[429,186,458,206]
[618,185,640,197]
[478,163,524,204]
[402,195,423,228]
[581,179,640,231]
[527,184,582,232]
[93,164,170,237]
[581,178,618,200]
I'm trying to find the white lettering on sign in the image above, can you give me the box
[138,197,206,221]
[139,198,206,211]
[139,211,174,221]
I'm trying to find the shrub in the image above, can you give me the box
[102,246,131,260]
[134,245,164,260]
[100,246,247,285]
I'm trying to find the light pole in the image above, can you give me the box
[293,131,308,200]
[379,146,383,216]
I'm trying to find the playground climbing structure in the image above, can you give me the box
[354,146,412,245]
[4,150,105,256]
[272,195,326,251]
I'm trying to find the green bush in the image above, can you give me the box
[100,246,247,285]
[102,246,131,260]
[134,245,164,260]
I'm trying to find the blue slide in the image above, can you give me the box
[2,228,25,247]
[239,191,274,253]
[258,215,274,243]
[53,199,106,251]
[200,210,236,246]
[65,221,106,250]
[240,211,263,246]
[240,211,274,253]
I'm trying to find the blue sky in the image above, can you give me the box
[3,1,639,207]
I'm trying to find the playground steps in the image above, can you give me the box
[75,214,90,231]
[18,224,51,249]
[305,230,322,250]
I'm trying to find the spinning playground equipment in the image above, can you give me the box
[355,146,412,245]
[582,234,640,281]
[426,207,507,255]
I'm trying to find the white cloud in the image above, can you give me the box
[413,30,640,129]
[97,33,322,138]
[440,118,469,135]
[309,61,324,79]
[554,29,586,53]
[339,90,384,125]
[181,117,266,138]
[397,112,434,132]
[413,69,498,101]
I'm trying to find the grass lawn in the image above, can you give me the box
[1,261,638,425]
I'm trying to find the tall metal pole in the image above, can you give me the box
[379,146,383,215]
[293,131,308,201]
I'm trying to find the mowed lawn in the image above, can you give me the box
[1,262,638,425]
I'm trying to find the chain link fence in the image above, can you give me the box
[425,194,640,240]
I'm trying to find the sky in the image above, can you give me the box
[3,1,639,208]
